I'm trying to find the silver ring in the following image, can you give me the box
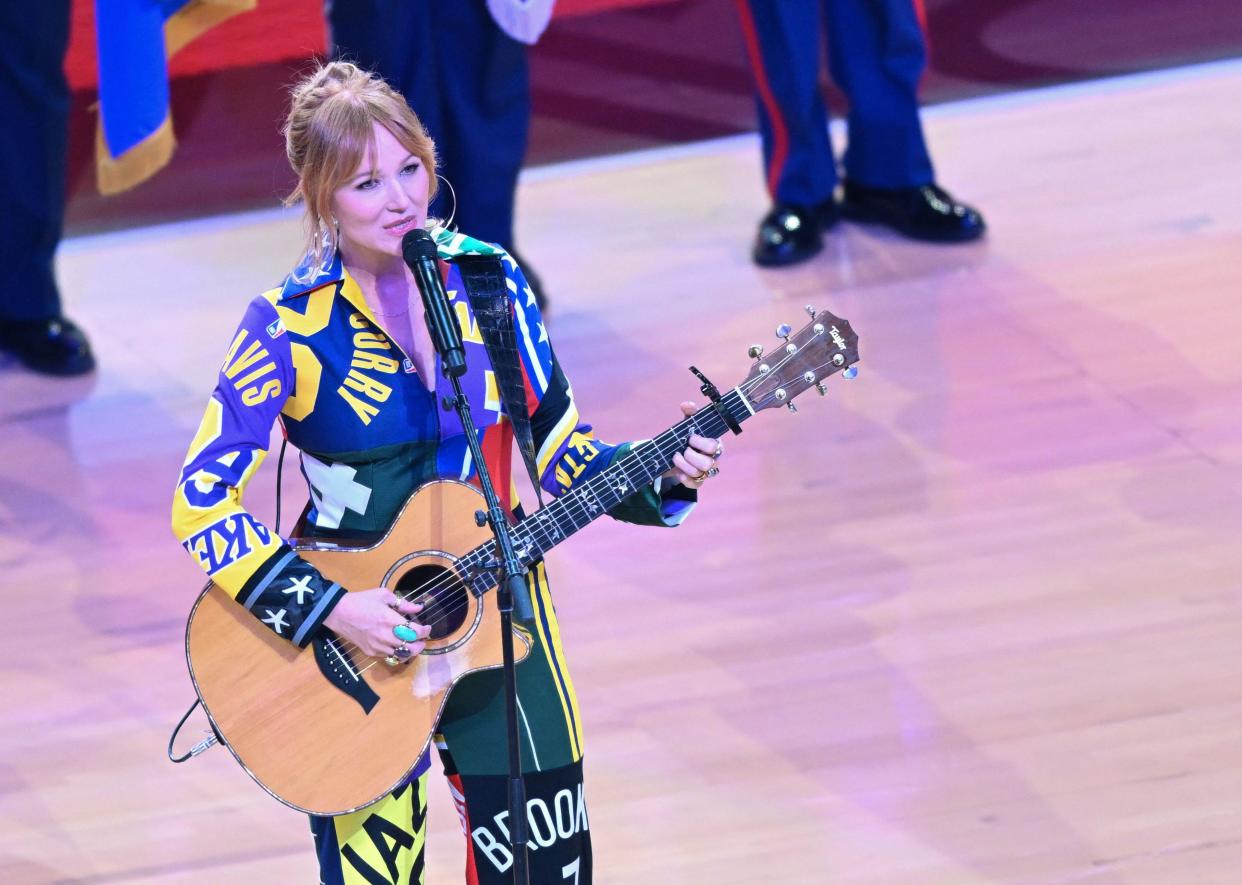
[707,466,719,478]
[713,443,723,458]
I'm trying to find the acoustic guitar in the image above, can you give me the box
[185,308,859,815]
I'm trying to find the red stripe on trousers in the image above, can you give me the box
[734,0,789,200]
[447,773,481,885]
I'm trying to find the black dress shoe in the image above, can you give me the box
[752,200,840,267]
[0,316,96,376]
[841,180,985,243]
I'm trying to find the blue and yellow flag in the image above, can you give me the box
[94,0,256,195]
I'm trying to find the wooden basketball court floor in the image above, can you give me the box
[2,59,1241,884]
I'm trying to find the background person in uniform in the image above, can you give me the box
[0,0,95,375]
[735,0,986,267]
[326,0,550,306]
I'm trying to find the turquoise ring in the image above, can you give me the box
[393,623,419,642]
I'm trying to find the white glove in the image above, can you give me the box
[487,0,556,45]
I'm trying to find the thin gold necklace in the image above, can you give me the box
[371,301,411,318]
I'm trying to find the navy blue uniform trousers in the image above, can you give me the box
[0,0,70,322]
[736,0,935,205]
[327,0,530,251]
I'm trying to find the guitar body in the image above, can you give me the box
[185,480,530,816]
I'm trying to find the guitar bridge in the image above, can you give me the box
[312,634,380,714]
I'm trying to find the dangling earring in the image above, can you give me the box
[316,216,338,276]
[434,173,458,232]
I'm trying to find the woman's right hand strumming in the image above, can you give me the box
[322,588,429,658]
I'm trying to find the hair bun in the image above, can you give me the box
[281,61,439,279]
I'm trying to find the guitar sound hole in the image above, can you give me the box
[395,564,470,640]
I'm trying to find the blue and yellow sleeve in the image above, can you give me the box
[171,292,345,646]
[501,255,696,527]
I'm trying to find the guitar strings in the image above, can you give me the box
[337,345,846,670]
[397,416,709,616]
[351,419,710,674]
[340,347,845,671]
[332,345,849,670]
[335,386,736,663]
[351,389,755,665]
[349,418,711,676]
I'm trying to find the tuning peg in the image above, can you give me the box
[843,366,858,380]
[815,383,827,396]
[748,344,764,359]
[773,388,788,402]
[787,402,798,413]
[805,305,816,317]
[775,323,792,340]
[831,353,845,367]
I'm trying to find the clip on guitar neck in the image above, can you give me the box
[689,366,742,435]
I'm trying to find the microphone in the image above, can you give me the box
[402,228,467,378]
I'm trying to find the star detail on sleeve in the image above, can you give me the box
[537,321,548,343]
[282,575,315,604]
[525,284,538,308]
[262,609,290,635]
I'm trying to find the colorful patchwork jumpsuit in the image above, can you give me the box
[172,230,695,884]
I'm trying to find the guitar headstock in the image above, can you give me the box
[739,306,860,413]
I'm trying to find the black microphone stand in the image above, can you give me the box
[439,361,531,885]
[404,228,528,881]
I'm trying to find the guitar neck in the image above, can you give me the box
[457,386,755,592]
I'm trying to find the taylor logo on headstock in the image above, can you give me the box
[730,306,861,414]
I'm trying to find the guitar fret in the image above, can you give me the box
[730,387,755,418]
[562,500,588,531]
[538,511,563,544]
[457,392,756,586]
[519,515,544,553]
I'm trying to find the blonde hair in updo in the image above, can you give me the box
[283,61,438,273]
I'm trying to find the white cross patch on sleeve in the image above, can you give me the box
[302,453,373,530]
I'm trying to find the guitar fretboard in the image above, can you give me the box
[456,386,754,595]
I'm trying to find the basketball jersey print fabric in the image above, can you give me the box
[172,228,698,884]
[171,227,695,647]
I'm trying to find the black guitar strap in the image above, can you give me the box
[454,255,546,511]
